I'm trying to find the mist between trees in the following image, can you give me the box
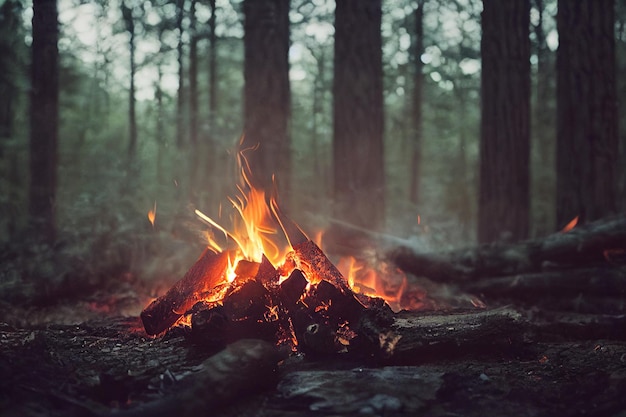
[0,0,624,300]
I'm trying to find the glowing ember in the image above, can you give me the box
[561,216,579,233]
[147,201,157,227]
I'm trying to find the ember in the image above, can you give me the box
[140,149,395,354]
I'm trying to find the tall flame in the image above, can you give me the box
[195,147,291,270]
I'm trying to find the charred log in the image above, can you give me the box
[140,250,230,335]
[113,339,287,417]
[464,267,626,299]
[389,215,626,283]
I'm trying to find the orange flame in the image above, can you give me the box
[336,255,408,312]
[191,146,424,314]
[147,201,157,227]
[195,148,291,281]
[561,216,578,233]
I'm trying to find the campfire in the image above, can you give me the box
[3,150,626,417]
[139,149,421,356]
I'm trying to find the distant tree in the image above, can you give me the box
[29,0,59,242]
[556,0,619,227]
[333,0,385,231]
[207,0,217,135]
[121,0,138,162]
[242,0,291,195]
[0,0,24,144]
[478,0,530,243]
[189,0,198,147]
[530,0,556,236]
[0,0,26,240]
[409,0,426,206]
[176,0,186,149]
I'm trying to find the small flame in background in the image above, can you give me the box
[561,215,579,233]
[190,148,411,312]
[147,201,157,227]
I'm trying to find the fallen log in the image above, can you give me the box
[356,307,527,363]
[463,267,626,298]
[111,339,287,417]
[389,215,626,283]
[140,249,230,335]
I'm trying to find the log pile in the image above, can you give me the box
[140,237,375,356]
[389,215,626,314]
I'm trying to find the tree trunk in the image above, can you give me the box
[556,0,619,228]
[530,0,556,237]
[29,0,59,242]
[155,26,165,184]
[409,0,426,206]
[176,0,186,149]
[121,0,137,163]
[478,0,530,243]
[0,0,23,148]
[333,0,385,231]
[208,0,217,135]
[242,0,291,196]
[189,0,198,147]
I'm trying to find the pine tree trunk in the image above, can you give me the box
[121,0,137,167]
[29,0,59,242]
[242,0,291,196]
[176,0,186,149]
[556,0,619,228]
[333,0,385,231]
[478,0,531,243]
[409,0,426,207]
[208,0,217,134]
[530,0,556,237]
[189,0,198,147]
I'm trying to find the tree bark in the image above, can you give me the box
[530,0,556,236]
[556,0,619,228]
[478,0,530,243]
[208,0,217,134]
[242,0,291,197]
[121,1,137,163]
[176,0,186,149]
[333,0,385,231]
[29,0,59,242]
[409,0,426,206]
[189,0,198,147]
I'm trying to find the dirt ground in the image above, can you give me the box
[2,314,626,417]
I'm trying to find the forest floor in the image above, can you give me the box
[2,219,626,417]
[2,308,626,417]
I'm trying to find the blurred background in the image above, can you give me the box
[0,0,624,322]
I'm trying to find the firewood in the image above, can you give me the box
[140,249,230,335]
[389,215,626,283]
[292,239,354,295]
[111,339,287,417]
[463,267,626,298]
[357,307,527,362]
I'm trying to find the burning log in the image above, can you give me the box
[389,215,626,283]
[141,250,230,335]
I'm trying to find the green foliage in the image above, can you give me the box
[2,0,625,311]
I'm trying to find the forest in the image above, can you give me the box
[0,0,625,319]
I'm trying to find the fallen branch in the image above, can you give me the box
[389,215,626,283]
[463,267,626,298]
